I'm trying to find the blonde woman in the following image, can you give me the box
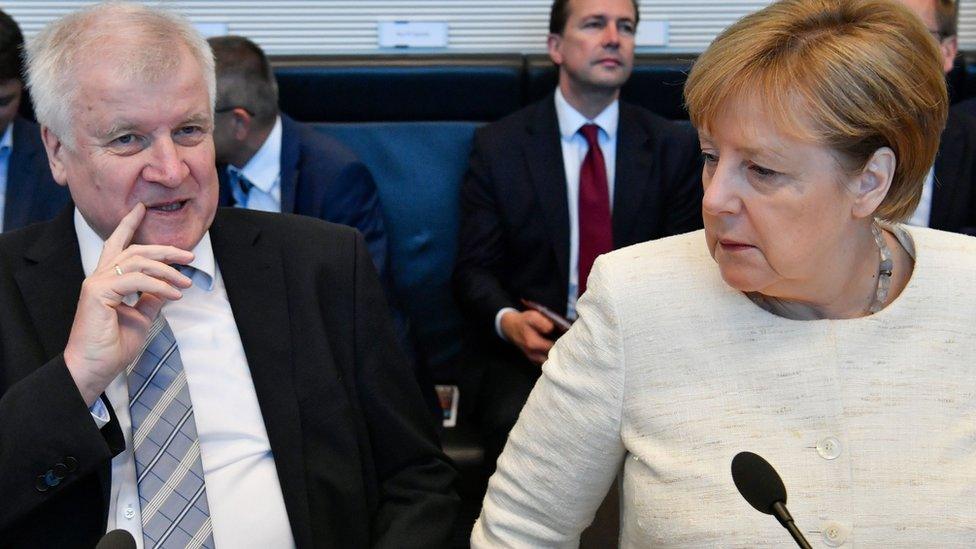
[471,0,976,546]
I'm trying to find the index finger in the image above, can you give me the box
[97,203,146,268]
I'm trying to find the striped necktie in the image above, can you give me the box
[127,315,215,549]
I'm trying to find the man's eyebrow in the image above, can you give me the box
[99,121,139,139]
[182,113,211,126]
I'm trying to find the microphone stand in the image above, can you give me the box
[771,501,813,549]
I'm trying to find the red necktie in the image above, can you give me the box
[578,124,613,297]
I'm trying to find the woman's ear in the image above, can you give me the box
[851,146,896,219]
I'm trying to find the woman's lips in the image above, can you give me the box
[720,240,754,252]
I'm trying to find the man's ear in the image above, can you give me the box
[40,126,70,187]
[232,107,253,141]
[547,33,564,66]
[851,146,896,219]
[941,36,959,74]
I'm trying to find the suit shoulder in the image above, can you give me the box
[214,207,360,245]
[0,217,65,265]
[944,108,976,137]
[621,101,696,139]
[287,117,362,168]
[472,98,547,145]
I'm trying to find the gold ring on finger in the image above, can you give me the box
[113,264,124,276]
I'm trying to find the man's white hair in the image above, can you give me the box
[25,1,216,147]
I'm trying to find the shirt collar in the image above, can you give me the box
[554,87,619,141]
[236,115,282,193]
[0,121,13,153]
[74,207,217,291]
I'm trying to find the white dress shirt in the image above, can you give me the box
[0,122,14,230]
[906,166,935,228]
[230,115,282,213]
[79,210,295,548]
[494,90,619,337]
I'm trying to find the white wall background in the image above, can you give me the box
[4,0,976,55]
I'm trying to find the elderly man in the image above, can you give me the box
[0,8,67,231]
[452,0,702,470]
[900,0,976,234]
[0,3,457,548]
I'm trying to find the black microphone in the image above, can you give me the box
[731,451,812,549]
[95,529,137,549]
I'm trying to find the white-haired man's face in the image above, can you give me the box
[42,45,218,251]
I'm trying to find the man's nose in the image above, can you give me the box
[603,24,621,48]
[142,137,189,187]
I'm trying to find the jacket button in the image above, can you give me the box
[44,470,61,487]
[35,475,49,492]
[64,456,78,472]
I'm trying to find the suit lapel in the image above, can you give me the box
[208,211,312,548]
[4,118,41,231]
[525,97,571,283]
[612,104,653,246]
[15,206,119,518]
[931,115,963,229]
[216,165,235,207]
[278,115,301,214]
[16,208,83,358]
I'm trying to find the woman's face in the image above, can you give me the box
[700,98,864,301]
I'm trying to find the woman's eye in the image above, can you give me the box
[701,152,718,164]
[749,164,777,178]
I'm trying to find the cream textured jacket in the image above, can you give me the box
[471,228,976,548]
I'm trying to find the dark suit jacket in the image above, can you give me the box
[0,207,458,548]
[453,95,703,340]
[3,117,69,232]
[218,114,390,279]
[930,108,976,234]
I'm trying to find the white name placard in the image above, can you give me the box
[194,22,229,38]
[636,20,669,47]
[378,21,449,48]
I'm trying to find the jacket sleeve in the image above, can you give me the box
[470,256,627,547]
[348,232,460,548]
[452,131,519,338]
[0,354,124,533]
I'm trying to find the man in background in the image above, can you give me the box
[208,35,390,278]
[0,8,67,231]
[453,0,703,468]
[901,0,976,234]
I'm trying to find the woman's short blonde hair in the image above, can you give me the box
[684,0,947,221]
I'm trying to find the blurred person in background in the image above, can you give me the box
[453,0,703,471]
[0,8,67,231]
[898,0,976,234]
[210,35,420,386]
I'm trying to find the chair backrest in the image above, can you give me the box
[314,121,481,371]
[276,54,523,122]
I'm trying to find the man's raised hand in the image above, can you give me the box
[63,204,194,406]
